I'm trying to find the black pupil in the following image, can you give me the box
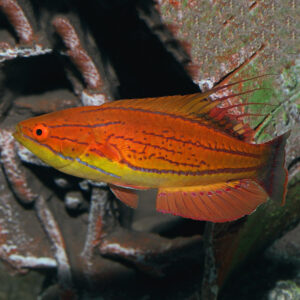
[36,129,43,136]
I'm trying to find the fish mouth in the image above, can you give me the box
[13,123,30,148]
[13,124,24,144]
[12,122,73,170]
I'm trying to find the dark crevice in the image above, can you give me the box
[153,218,205,238]
[3,54,73,95]
[220,254,299,300]
[288,156,300,170]
[0,9,18,40]
[72,0,199,99]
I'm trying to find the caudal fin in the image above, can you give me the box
[259,131,290,205]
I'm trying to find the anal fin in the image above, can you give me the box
[156,179,268,222]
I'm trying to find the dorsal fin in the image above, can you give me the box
[107,75,266,114]
[105,76,272,141]
[107,92,216,116]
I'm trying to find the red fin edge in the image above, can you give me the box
[156,180,268,223]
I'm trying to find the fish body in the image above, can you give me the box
[14,90,289,222]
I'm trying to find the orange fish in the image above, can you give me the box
[13,80,290,222]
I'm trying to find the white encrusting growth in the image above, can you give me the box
[9,254,57,268]
[81,90,106,106]
[101,242,146,262]
[0,45,52,62]
[103,243,138,256]
[35,196,73,288]
[0,129,38,203]
[197,78,215,91]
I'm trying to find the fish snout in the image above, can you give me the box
[13,123,23,142]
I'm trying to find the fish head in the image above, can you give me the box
[13,108,92,170]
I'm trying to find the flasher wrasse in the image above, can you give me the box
[13,82,290,222]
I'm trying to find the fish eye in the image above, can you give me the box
[36,129,43,136]
[33,124,49,141]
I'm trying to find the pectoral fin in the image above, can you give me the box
[156,179,268,222]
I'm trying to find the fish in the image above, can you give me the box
[13,79,290,222]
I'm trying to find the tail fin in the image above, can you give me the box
[259,131,291,205]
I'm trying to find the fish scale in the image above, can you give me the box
[87,108,266,179]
